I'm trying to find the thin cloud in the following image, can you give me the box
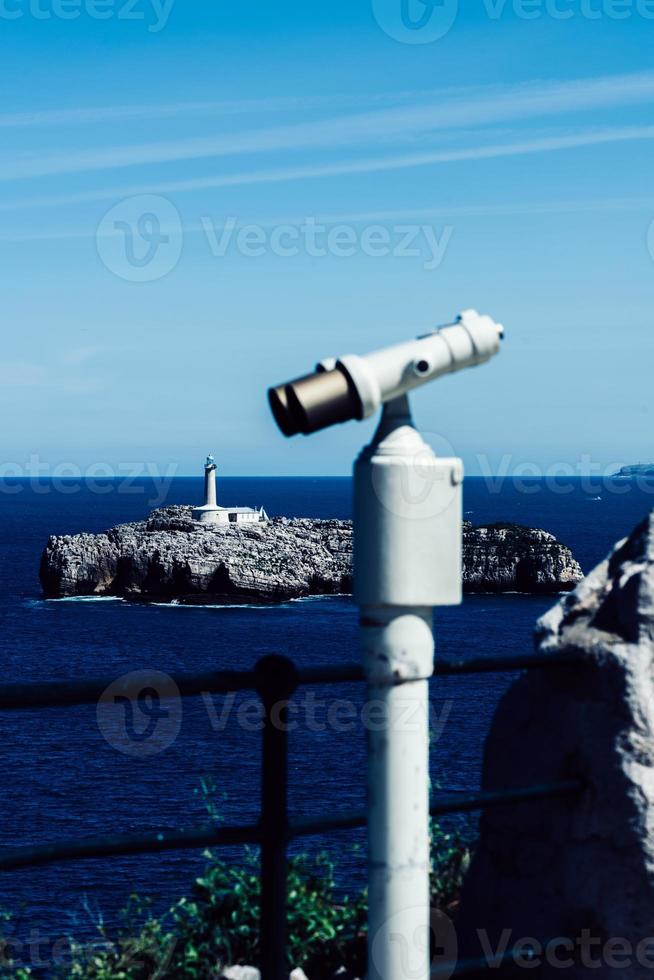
[3,70,652,131]
[137,125,654,193]
[0,361,46,386]
[1,70,654,183]
[1,122,651,218]
[59,346,104,366]
[0,354,110,395]
[0,91,425,129]
[4,190,654,246]
[221,196,654,226]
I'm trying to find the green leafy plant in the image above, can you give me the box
[430,821,471,915]
[0,821,470,978]
[48,847,365,980]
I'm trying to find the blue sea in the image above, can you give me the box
[1,474,653,967]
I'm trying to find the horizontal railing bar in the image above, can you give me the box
[0,664,363,710]
[289,779,582,839]
[0,665,364,711]
[432,652,578,676]
[290,809,366,837]
[0,822,261,872]
[299,653,577,685]
[0,780,582,872]
[430,779,581,816]
[295,664,364,685]
[0,653,578,711]
[0,670,260,710]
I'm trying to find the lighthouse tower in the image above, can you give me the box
[203,454,218,508]
[192,455,221,524]
[191,455,268,526]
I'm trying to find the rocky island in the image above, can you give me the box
[613,463,654,478]
[40,506,583,603]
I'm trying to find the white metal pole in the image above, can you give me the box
[354,396,463,980]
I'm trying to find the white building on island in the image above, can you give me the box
[192,455,268,525]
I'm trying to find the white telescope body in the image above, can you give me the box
[268,309,503,437]
[337,309,502,419]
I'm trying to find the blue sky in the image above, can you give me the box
[2,0,653,476]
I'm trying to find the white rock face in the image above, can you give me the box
[39,507,582,602]
[457,512,654,977]
[40,509,353,603]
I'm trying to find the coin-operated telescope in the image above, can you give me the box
[267,309,503,980]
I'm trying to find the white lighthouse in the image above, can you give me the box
[192,455,267,525]
[204,454,218,508]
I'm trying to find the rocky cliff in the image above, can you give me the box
[39,506,583,603]
[457,511,654,977]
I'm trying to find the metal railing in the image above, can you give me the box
[0,651,582,979]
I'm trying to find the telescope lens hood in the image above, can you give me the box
[268,365,363,436]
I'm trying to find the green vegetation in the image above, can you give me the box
[0,825,469,979]
[63,850,366,980]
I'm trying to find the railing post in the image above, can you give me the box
[255,654,298,980]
